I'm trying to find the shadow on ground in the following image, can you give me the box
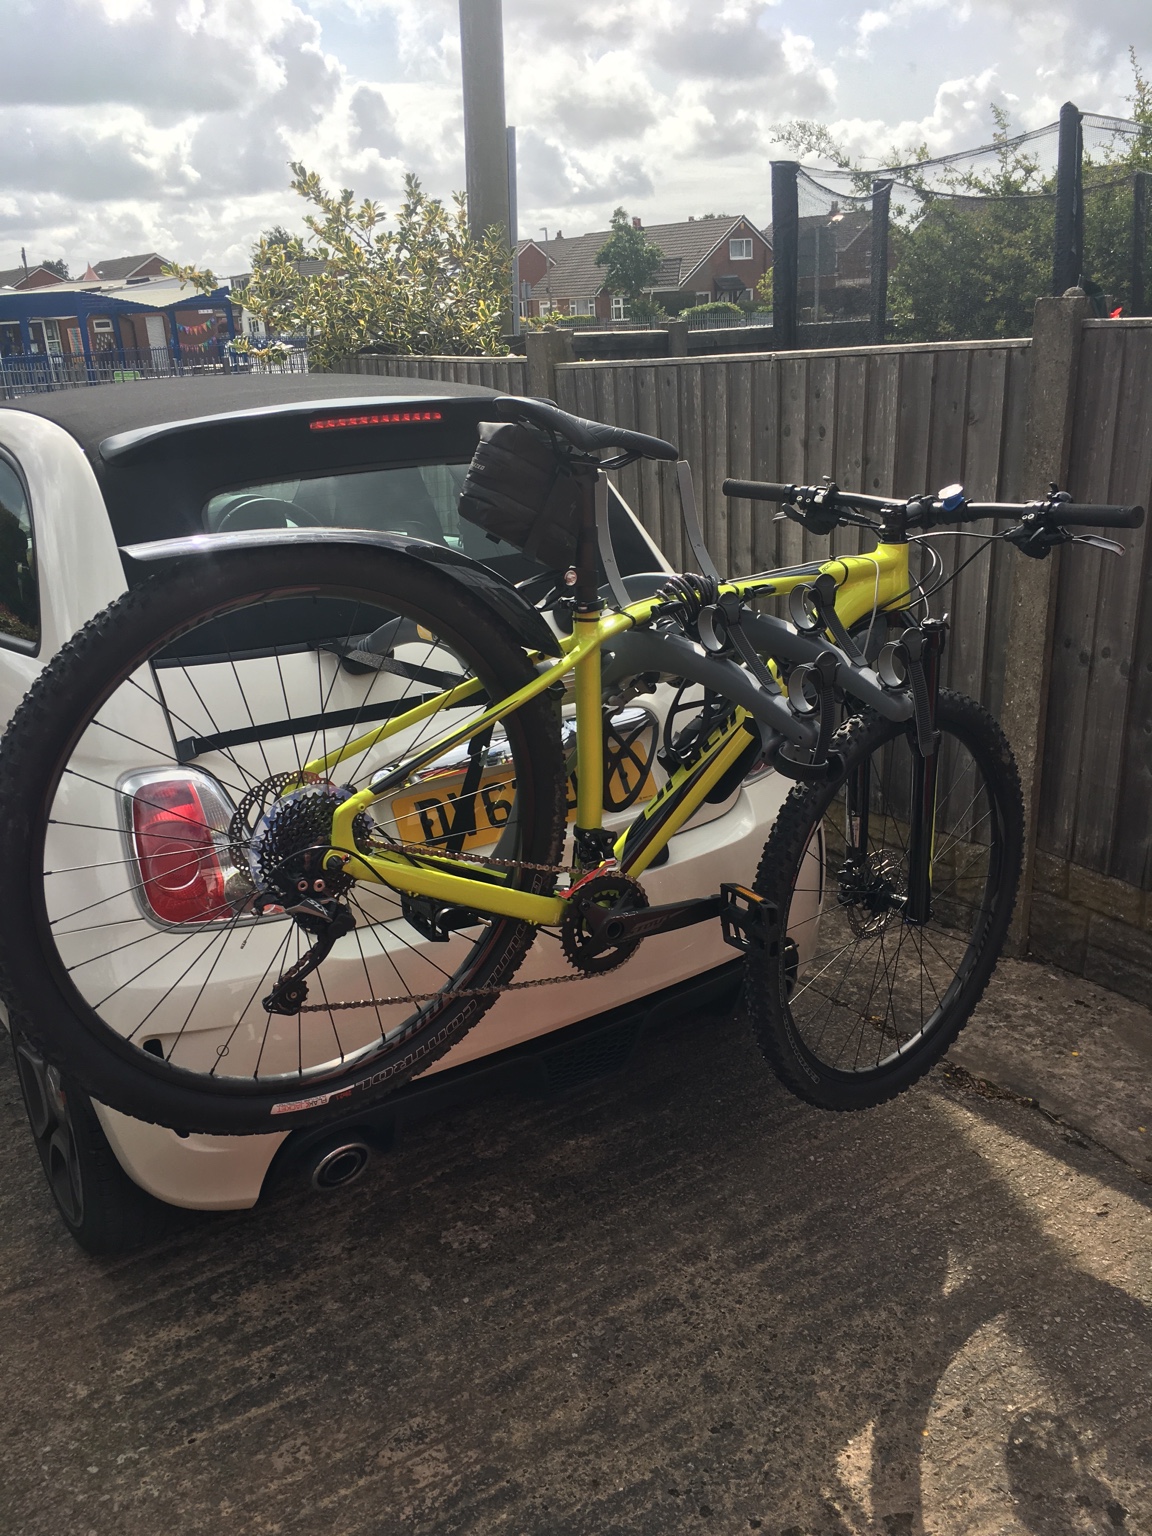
[1,1006,1149,1536]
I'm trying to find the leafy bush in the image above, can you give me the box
[522,312,602,329]
[677,301,743,319]
[167,168,511,366]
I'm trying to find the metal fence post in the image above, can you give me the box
[869,179,892,344]
[1000,291,1091,955]
[1052,101,1083,294]
[770,161,799,350]
[507,124,520,336]
[1132,170,1149,317]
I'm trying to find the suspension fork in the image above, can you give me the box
[904,619,946,925]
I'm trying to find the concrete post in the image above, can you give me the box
[665,320,688,357]
[458,0,510,247]
[999,290,1091,953]
[525,327,574,400]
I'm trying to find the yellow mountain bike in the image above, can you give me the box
[0,396,1142,1133]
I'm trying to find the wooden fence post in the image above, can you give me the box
[525,328,574,399]
[1000,290,1091,954]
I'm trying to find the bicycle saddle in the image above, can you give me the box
[495,396,678,462]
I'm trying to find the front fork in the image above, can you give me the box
[844,618,944,926]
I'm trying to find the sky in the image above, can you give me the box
[1,0,1149,277]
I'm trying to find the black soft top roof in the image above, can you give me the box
[0,371,498,458]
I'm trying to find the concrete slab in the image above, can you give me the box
[1,960,1150,1536]
[950,956,1152,1178]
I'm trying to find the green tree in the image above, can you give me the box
[258,224,294,251]
[168,167,511,366]
[594,208,664,315]
[40,258,69,280]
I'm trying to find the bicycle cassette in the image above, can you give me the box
[560,869,649,975]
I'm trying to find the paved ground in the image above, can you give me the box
[1,959,1150,1536]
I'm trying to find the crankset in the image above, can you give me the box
[560,870,779,973]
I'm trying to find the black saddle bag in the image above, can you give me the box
[458,420,594,571]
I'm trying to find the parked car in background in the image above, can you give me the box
[0,373,793,1254]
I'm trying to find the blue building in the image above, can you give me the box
[0,279,236,389]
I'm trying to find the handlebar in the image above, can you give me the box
[721,479,1145,532]
[993,502,1143,529]
[722,480,796,504]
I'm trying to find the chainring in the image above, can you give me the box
[560,869,649,975]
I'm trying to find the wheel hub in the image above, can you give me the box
[837,851,906,937]
[248,782,373,915]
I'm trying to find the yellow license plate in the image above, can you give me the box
[388,768,518,852]
[387,737,657,853]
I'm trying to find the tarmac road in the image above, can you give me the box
[1,974,1150,1536]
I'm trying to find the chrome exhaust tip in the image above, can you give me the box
[307,1137,372,1192]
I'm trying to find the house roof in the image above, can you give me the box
[529,215,768,300]
[0,264,65,290]
[92,252,169,281]
[0,285,233,322]
[763,208,871,253]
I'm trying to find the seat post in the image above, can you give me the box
[572,469,606,854]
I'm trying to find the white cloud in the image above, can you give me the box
[0,0,1149,274]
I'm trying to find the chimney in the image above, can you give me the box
[555,229,563,240]
[632,217,642,230]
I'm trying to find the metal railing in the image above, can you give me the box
[0,343,308,398]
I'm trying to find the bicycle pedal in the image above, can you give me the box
[719,883,779,955]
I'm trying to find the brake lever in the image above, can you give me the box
[1073,534,1125,556]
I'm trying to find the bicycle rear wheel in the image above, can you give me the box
[0,544,566,1135]
[748,692,1023,1109]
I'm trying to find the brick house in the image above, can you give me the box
[91,253,170,283]
[0,264,67,291]
[517,215,772,320]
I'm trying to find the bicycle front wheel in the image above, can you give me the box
[748,692,1023,1110]
[0,544,567,1135]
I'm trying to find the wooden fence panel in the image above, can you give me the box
[335,353,529,392]
[1039,326,1126,866]
[750,357,781,573]
[656,363,685,568]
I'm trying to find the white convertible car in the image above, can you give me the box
[0,374,794,1253]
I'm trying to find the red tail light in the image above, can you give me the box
[132,779,231,924]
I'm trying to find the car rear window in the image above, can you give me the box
[202,462,657,584]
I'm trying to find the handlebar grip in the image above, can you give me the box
[1048,503,1145,530]
[722,479,794,503]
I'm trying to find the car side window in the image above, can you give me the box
[0,454,38,652]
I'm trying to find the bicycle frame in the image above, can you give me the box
[310,528,913,930]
